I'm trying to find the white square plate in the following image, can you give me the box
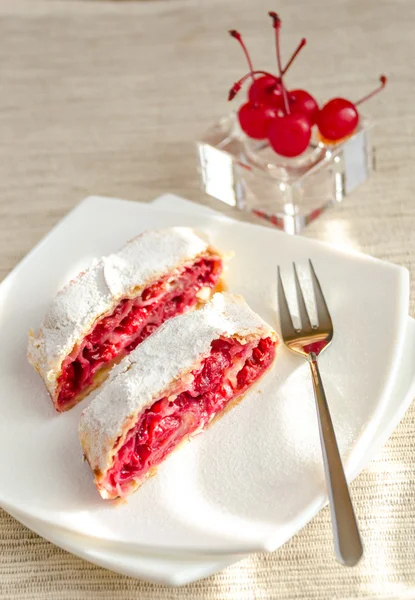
[6,311,415,585]
[0,195,409,556]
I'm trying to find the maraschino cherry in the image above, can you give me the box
[248,74,283,107]
[267,13,312,157]
[288,89,319,125]
[317,76,387,141]
[237,102,278,140]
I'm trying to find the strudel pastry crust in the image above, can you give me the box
[28,228,224,411]
[79,292,278,500]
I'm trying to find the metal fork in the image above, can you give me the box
[277,260,363,567]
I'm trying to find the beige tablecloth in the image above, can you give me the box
[1,0,415,598]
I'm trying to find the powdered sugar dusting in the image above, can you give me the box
[27,228,211,402]
[79,292,277,478]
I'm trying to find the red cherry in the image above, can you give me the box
[238,102,277,140]
[288,89,319,125]
[317,98,358,141]
[268,113,311,157]
[317,75,387,142]
[228,69,275,101]
[248,75,283,107]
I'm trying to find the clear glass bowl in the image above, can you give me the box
[196,113,375,234]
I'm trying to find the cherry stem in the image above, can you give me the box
[234,70,278,87]
[269,12,290,114]
[229,38,306,91]
[229,30,256,85]
[282,38,306,76]
[355,75,387,107]
[228,27,306,102]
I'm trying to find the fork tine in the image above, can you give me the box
[293,263,313,332]
[277,266,296,337]
[309,259,333,330]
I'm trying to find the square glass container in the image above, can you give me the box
[196,113,375,234]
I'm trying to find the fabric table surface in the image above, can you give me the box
[0,0,415,598]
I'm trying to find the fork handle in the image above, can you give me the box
[309,355,363,566]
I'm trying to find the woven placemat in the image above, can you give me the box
[1,0,415,597]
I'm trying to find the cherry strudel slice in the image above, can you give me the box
[28,228,224,412]
[79,292,278,500]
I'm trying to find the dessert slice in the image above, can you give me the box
[79,293,278,500]
[28,228,224,412]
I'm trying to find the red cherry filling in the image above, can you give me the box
[57,257,222,410]
[105,336,276,497]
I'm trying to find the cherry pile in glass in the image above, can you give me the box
[228,12,387,157]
